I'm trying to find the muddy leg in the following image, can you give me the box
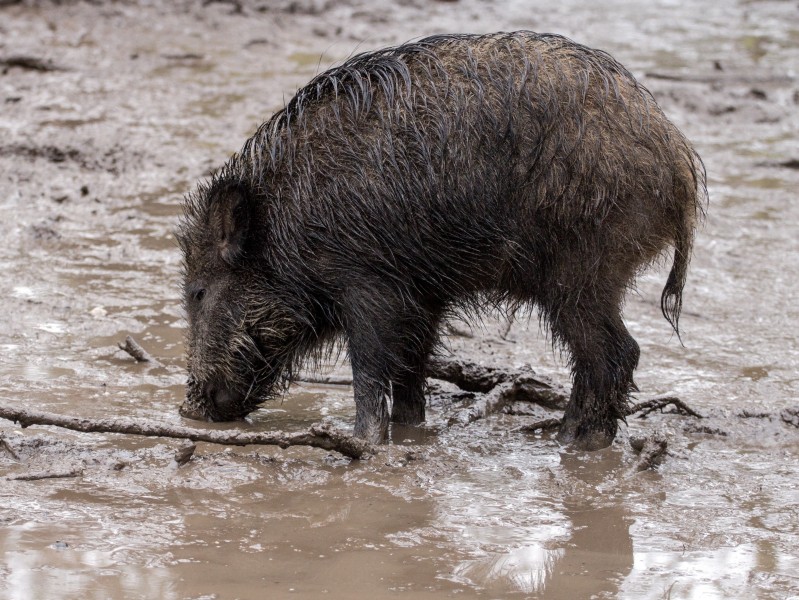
[345,292,436,443]
[390,312,442,425]
[348,342,391,444]
[390,368,426,426]
[547,297,640,450]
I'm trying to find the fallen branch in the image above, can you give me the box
[429,359,566,427]
[0,405,373,460]
[7,468,82,481]
[448,381,514,427]
[118,335,162,366]
[426,357,512,393]
[0,435,20,460]
[296,374,352,386]
[628,395,703,419]
[514,418,562,434]
[0,55,64,72]
[644,72,795,85]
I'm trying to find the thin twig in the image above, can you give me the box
[628,395,703,419]
[0,55,64,72]
[7,468,82,481]
[644,72,795,84]
[118,335,162,366]
[514,418,562,434]
[0,405,373,459]
[0,435,20,460]
[296,374,352,386]
[738,410,772,419]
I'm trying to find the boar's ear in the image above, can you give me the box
[208,181,252,265]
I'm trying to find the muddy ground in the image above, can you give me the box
[1,0,798,598]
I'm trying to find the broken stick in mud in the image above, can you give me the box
[0,405,373,460]
[117,335,162,366]
[431,358,702,428]
[6,468,83,482]
[0,359,702,462]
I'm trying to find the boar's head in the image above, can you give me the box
[176,176,298,422]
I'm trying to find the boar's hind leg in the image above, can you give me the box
[545,289,640,451]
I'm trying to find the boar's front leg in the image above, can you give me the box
[348,343,391,444]
[343,288,440,443]
[389,309,442,426]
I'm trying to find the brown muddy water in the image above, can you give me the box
[1,1,798,599]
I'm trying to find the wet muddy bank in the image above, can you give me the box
[2,0,799,598]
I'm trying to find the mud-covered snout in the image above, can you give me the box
[179,378,252,422]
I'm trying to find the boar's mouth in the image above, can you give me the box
[179,377,256,422]
[181,331,294,422]
[180,365,286,422]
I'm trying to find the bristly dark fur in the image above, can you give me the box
[178,31,707,448]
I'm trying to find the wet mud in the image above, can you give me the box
[1,1,798,598]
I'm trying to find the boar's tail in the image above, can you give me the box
[660,231,691,340]
[660,147,707,341]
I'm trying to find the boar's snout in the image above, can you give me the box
[179,379,248,422]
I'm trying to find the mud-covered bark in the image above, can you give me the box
[426,358,514,393]
[0,405,373,459]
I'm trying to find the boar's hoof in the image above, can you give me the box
[556,417,617,451]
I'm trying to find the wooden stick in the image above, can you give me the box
[628,395,703,419]
[118,335,162,366]
[0,55,64,72]
[426,357,513,393]
[6,469,82,481]
[295,374,352,386]
[0,405,373,460]
[514,418,562,434]
[448,381,514,426]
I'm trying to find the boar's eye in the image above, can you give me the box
[187,283,207,304]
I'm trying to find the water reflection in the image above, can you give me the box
[438,443,634,597]
[453,544,564,595]
[542,451,633,598]
[0,525,179,600]
[544,503,633,598]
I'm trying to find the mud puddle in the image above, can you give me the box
[2,0,799,598]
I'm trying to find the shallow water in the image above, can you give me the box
[1,0,798,598]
